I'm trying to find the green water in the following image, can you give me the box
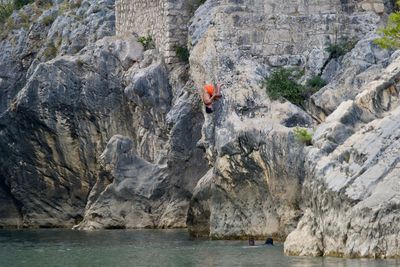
[0,229,398,267]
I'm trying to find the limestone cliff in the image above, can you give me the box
[0,0,208,228]
[1,0,400,259]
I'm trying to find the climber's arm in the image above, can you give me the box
[202,90,213,105]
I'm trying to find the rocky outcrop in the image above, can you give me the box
[186,0,394,242]
[1,0,400,258]
[308,35,392,121]
[0,0,117,227]
[0,0,207,228]
[0,35,140,227]
[285,54,400,258]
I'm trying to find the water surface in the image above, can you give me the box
[0,229,398,267]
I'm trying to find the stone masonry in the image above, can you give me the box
[115,0,386,64]
[116,0,198,64]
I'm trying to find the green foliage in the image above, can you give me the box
[43,41,57,59]
[14,0,33,9]
[35,0,53,9]
[0,0,35,25]
[293,127,313,146]
[264,68,327,107]
[69,0,82,9]
[41,12,56,26]
[374,11,400,49]
[0,16,15,39]
[19,10,30,28]
[174,45,189,62]
[306,75,327,92]
[58,0,80,12]
[0,2,15,24]
[138,36,155,50]
[264,68,307,106]
[326,38,357,58]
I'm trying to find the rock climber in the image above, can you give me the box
[202,82,222,114]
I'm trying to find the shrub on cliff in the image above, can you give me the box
[264,68,306,106]
[264,68,327,107]
[138,36,155,50]
[293,127,313,146]
[374,1,400,49]
[0,0,35,24]
[174,45,189,62]
[326,38,357,59]
[306,75,326,92]
[0,2,14,24]
[14,0,33,9]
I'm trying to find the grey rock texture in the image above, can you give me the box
[0,0,115,114]
[0,0,117,227]
[0,0,207,228]
[1,0,400,258]
[308,34,393,121]
[0,36,138,227]
[285,55,400,258]
[186,0,390,240]
[76,56,208,230]
[186,0,400,257]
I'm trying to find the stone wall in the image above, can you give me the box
[116,0,196,63]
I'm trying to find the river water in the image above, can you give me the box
[0,229,398,267]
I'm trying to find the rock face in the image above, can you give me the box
[185,0,395,242]
[0,0,207,228]
[183,0,400,257]
[1,0,400,259]
[284,55,400,258]
[0,0,117,227]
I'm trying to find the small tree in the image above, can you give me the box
[374,0,400,49]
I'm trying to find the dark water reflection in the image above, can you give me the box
[0,229,398,267]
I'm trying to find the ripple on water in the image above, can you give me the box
[0,229,399,267]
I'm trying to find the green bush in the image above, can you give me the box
[43,41,57,59]
[138,36,155,50]
[0,2,14,24]
[264,68,307,106]
[14,0,33,9]
[374,4,400,49]
[41,12,56,26]
[306,76,327,92]
[264,69,326,107]
[0,0,34,25]
[326,39,357,59]
[293,127,313,146]
[35,0,53,9]
[0,17,15,39]
[174,45,189,62]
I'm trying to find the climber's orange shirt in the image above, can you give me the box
[204,84,215,96]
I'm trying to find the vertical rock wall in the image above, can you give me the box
[186,0,391,242]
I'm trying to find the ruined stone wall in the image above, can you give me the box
[116,0,196,63]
